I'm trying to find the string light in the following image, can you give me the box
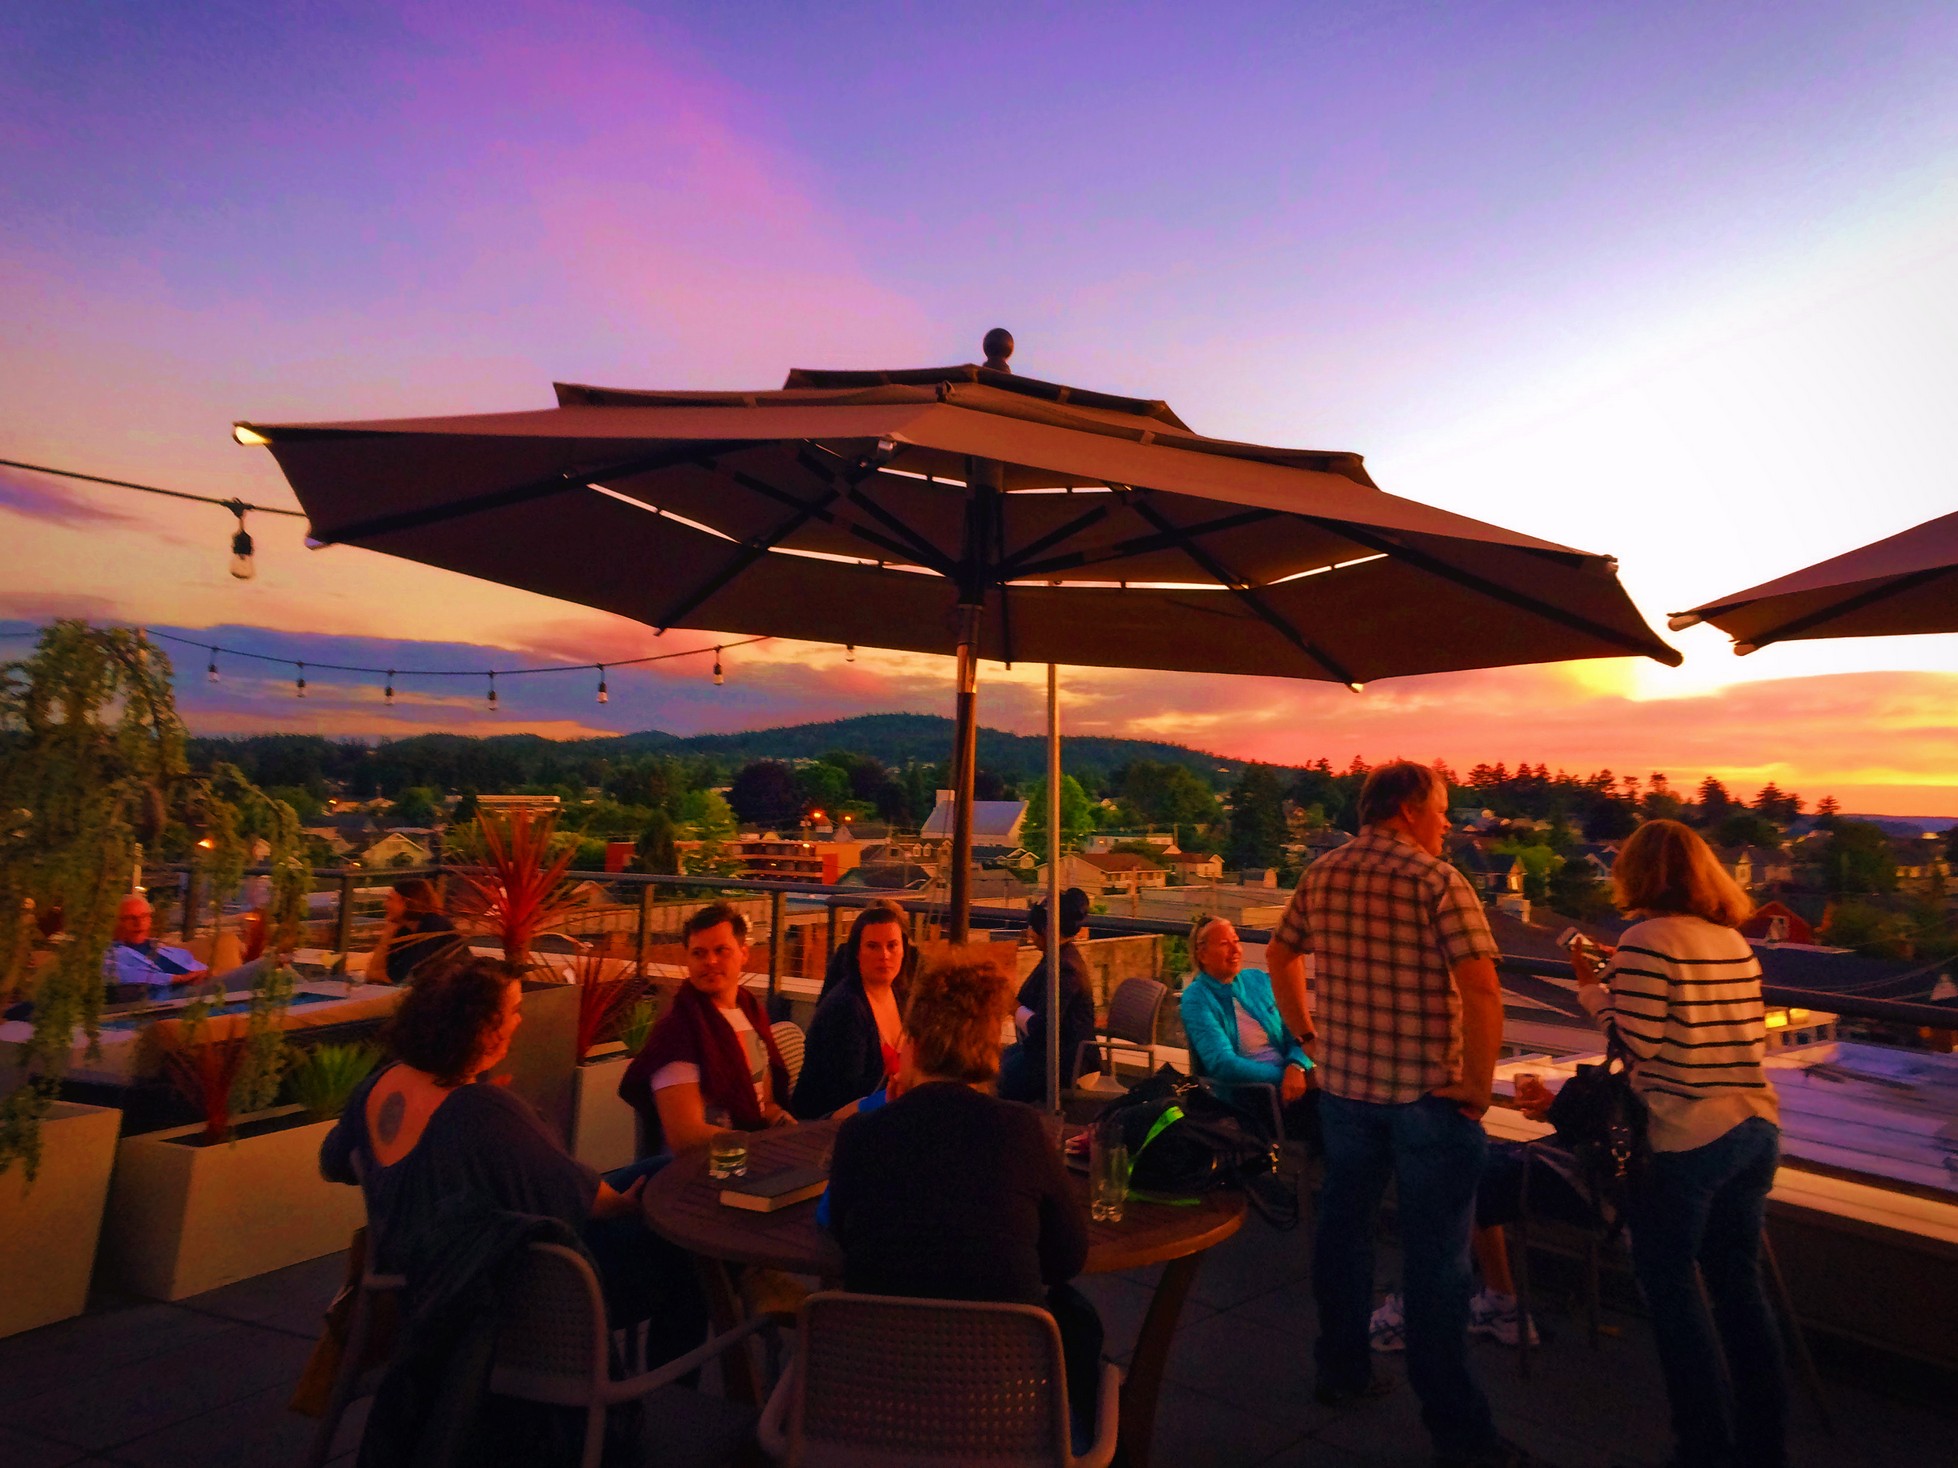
[227,503,255,580]
[713,648,724,686]
[206,647,219,683]
[486,671,498,711]
[295,661,307,698]
[595,665,608,704]
[384,670,395,705]
[845,644,855,662]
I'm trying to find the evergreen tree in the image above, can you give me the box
[1224,764,1289,872]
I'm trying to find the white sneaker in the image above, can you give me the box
[1469,1288,1540,1347]
[1368,1292,1406,1352]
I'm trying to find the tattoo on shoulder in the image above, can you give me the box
[376,1090,405,1145]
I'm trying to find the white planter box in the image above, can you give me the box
[571,1045,639,1173]
[100,1105,365,1301]
[0,1102,122,1338]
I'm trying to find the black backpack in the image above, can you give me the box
[1544,1029,1651,1234]
[1098,1066,1299,1228]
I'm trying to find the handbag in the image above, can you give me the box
[1544,1028,1650,1234]
[1097,1065,1299,1228]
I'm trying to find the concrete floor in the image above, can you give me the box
[2,1214,1950,1467]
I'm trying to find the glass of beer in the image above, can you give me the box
[1089,1126,1129,1224]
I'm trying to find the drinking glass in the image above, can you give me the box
[709,1130,749,1180]
[1089,1129,1129,1224]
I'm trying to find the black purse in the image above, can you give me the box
[1098,1066,1299,1229]
[1544,1028,1650,1233]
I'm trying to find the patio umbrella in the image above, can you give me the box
[1670,508,1958,653]
[236,331,1677,945]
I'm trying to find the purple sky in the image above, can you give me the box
[4,2,1957,808]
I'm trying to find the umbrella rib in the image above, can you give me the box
[1122,493,1359,685]
[794,443,961,577]
[1735,566,1954,650]
[996,501,1116,578]
[1007,505,1281,579]
[651,475,861,628]
[1293,517,1680,665]
[313,442,750,544]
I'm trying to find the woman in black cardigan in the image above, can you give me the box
[790,901,915,1119]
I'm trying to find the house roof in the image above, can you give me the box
[921,799,1027,840]
[1078,852,1155,872]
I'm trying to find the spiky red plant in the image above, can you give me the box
[570,937,647,1056]
[164,1034,248,1143]
[451,809,583,969]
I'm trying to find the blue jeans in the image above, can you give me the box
[1315,1092,1496,1460]
[1628,1117,1787,1468]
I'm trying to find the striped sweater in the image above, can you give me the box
[1578,913,1779,1153]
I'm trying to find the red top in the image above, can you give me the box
[879,1040,901,1081]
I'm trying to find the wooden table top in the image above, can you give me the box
[643,1116,1245,1277]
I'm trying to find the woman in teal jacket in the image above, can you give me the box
[1179,917,1316,1143]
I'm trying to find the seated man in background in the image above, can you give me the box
[101,892,285,1002]
[1178,915,1317,1146]
[996,887,1096,1105]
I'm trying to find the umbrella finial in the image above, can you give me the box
[982,327,1014,373]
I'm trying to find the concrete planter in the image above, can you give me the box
[0,1101,122,1338]
[100,1105,364,1301]
[570,1043,639,1172]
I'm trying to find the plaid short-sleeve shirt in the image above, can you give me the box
[1273,827,1499,1104]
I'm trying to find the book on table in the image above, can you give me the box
[718,1163,828,1213]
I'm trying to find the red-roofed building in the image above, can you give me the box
[1740,901,1814,946]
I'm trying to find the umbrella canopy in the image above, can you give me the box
[242,364,1675,685]
[1672,509,1958,653]
[239,337,1677,938]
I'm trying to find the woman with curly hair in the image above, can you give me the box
[825,952,1104,1432]
[321,957,703,1349]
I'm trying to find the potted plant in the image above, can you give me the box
[568,938,648,1170]
[0,622,312,1322]
[98,973,365,1300]
[451,808,584,1141]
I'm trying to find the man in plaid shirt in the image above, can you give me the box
[1267,761,1522,1468]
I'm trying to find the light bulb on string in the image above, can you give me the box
[384,670,395,705]
[206,647,219,683]
[227,502,255,580]
[595,665,608,704]
[486,672,498,711]
[295,662,306,698]
[845,644,855,663]
[712,648,724,686]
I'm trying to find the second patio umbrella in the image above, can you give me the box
[1672,508,1958,653]
[237,332,1678,940]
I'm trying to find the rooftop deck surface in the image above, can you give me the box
[2,1210,1950,1468]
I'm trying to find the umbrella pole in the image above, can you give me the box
[1045,663,1062,1115]
[947,601,981,944]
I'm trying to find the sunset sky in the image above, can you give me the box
[4,3,1956,811]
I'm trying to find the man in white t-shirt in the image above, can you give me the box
[619,902,792,1154]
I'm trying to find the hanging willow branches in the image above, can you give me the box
[0,621,309,1178]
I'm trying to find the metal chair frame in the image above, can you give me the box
[1071,976,1169,1094]
[490,1241,776,1468]
[756,1290,1120,1468]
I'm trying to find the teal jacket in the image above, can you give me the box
[1179,968,1311,1091]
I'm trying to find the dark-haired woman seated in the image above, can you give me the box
[791,901,914,1119]
[321,958,704,1351]
[364,877,463,986]
[826,953,1105,1434]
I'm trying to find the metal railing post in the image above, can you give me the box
[636,883,655,979]
[768,888,786,1019]
[334,872,356,956]
[824,901,840,980]
[181,868,199,940]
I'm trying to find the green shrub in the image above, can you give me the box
[286,1041,382,1122]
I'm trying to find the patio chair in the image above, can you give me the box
[1069,976,1169,1098]
[300,1226,404,1468]
[490,1241,779,1468]
[1183,1039,1287,1144]
[770,1020,806,1092]
[756,1291,1120,1467]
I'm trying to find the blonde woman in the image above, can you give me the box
[1572,819,1786,1468]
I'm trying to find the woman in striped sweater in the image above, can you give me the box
[1572,819,1787,1468]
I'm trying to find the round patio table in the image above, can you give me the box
[644,1115,1242,1468]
